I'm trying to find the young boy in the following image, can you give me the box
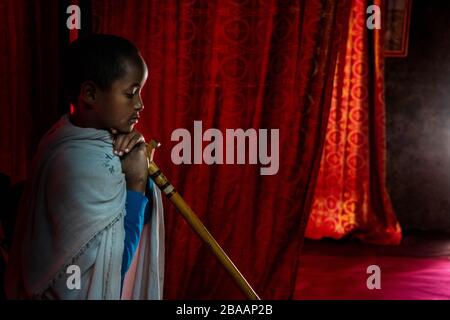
[5,35,164,300]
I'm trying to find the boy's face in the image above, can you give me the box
[95,54,148,134]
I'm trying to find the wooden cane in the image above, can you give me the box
[146,140,261,300]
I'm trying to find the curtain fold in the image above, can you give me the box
[0,0,66,184]
[305,0,402,245]
[0,0,31,184]
[91,0,351,299]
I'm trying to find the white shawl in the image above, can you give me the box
[5,115,164,300]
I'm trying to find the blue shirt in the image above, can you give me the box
[121,179,153,284]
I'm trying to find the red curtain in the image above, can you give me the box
[305,0,402,245]
[0,0,65,185]
[91,0,351,299]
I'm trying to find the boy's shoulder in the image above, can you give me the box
[47,143,123,180]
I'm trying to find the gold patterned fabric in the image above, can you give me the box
[306,0,402,245]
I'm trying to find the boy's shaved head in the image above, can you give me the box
[63,34,140,105]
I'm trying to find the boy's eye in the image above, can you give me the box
[125,88,140,99]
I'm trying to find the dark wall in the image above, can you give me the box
[386,1,450,232]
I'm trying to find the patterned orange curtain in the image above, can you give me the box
[305,0,401,245]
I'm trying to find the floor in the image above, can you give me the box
[294,231,450,300]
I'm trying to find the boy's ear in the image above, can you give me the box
[79,81,97,107]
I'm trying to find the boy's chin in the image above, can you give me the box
[124,125,134,133]
[127,123,137,132]
[109,126,134,135]
[111,125,134,135]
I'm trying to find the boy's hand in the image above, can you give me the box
[111,129,148,193]
[111,129,145,157]
[120,142,148,193]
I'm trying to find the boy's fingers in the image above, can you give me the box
[118,137,131,156]
[113,131,145,156]
[114,135,127,156]
[124,135,144,153]
[117,134,141,155]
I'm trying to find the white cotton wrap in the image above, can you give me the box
[5,115,164,300]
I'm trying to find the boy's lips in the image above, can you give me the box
[129,114,140,123]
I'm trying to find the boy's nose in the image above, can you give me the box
[135,96,144,111]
